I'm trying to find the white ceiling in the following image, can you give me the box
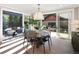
[0,4,79,15]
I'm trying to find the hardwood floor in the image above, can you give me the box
[25,37,74,54]
[0,35,75,54]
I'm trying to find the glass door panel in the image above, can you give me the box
[58,12,72,39]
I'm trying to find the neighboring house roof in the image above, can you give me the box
[43,14,56,22]
[43,14,68,22]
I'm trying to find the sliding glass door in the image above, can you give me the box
[57,12,72,39]
[43,11,72,39]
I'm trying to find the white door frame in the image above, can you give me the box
[56,10,73,39]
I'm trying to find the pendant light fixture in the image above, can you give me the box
[33,4,44,26]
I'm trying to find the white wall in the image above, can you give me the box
[0,8,3,44]
[71,7,79,32]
